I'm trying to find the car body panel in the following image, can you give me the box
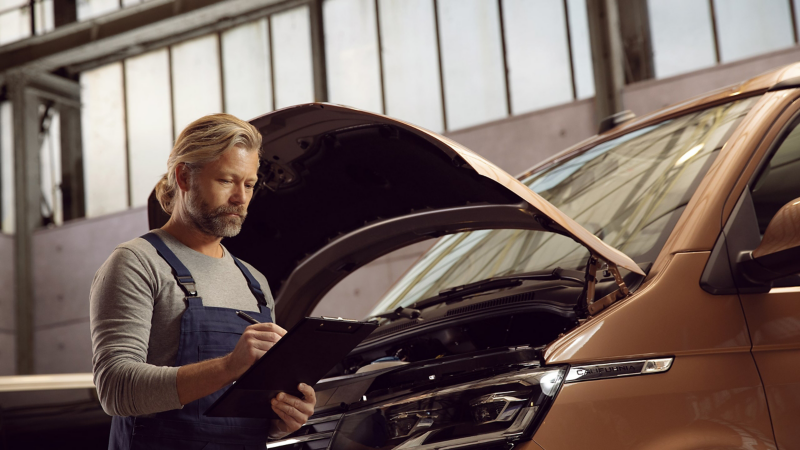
[534,352,774,449]
[741,287,800,448]
[544,252,751,364]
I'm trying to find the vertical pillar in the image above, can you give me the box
[586,0,625,123]
[617,0,654,83]
[309,0,328,103]
[60,106,85,222]
[7,70,82,374]
[54,0,78,28]
[8,70,40,375]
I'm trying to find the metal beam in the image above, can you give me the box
[586,0,626,123]
[617,0,654,83]
[59,104,85,222]
[0,0,304,75]
[309,0,328,102]
[6,70,82,374]
[8,70,40,375]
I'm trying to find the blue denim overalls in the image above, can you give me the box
[109,232,274,450]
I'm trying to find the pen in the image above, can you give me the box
[236,310,260,325]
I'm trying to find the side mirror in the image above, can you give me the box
[739,197,800,283]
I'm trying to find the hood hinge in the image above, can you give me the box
[577,255,630,318]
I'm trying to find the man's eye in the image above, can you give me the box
[220,180,233,184]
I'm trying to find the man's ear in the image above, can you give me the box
[176,163,191,193]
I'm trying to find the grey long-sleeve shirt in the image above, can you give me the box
[89,229,275,417]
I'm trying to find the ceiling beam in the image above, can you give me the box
[0,0,303,75]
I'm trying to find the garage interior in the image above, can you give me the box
[2,0,800,447]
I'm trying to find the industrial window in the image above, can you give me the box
[0,101,13,233]
[76,0,118,21]
[565,0,594,100]
[170,34,223,134]
[713,0,794,63]
[271,6,315,109]
[377,0,443,132]
[648,0,716,79]
[437,0,508,131]
[0,0,31,45]
[222,19,274,120]
[502,0,573,114]
[125,49,174,208]
[81,62,128,218]
[324,0,383,114]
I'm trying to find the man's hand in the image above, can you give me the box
[224,322,287,379]
[176,322,287,406]
[270,383,317,437]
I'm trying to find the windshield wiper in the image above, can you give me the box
[410,267,586,312]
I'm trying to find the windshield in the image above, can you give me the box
[368,97,758,317]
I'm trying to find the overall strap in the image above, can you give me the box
[231,256,268,307]
[140,232,198,297]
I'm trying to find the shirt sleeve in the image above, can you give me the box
[89,247,183,417]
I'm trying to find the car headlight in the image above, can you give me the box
[329,365,566,450]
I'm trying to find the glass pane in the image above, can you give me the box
[171,34,223,134]
[371,97,757,314]
[34,0,54,34]
[503,0,573,114]
[0,101,14,233]
[378,0,443,132]
[77,0,119,21]
[222,19,273,120]
[40,108,62,225]
[714,0,794,63]
[125,49,173,208]
[648,0,716,78]
[0,5,31,45]
[324,0,383,114]
[0,0,28,8]
[565,0,594,99]
[81,62,128,217]
[751,122,800,233]
[437,0,507,131]
[271,6,315,109]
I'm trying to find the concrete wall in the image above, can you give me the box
[449,46,800,175]
[31,207,148,373]
[624,46,800,117]
[0,233,14,375]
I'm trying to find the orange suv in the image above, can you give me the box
[152,63,800,449]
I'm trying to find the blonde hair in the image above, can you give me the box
[155,114,263,214]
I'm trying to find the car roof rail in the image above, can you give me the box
[598,110,636,134]
[767,76,800,92]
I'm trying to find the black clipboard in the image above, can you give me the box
[204,317,377,419]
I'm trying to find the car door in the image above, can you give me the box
[735,110,800,448]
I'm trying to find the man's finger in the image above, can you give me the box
[272,397,307,426]
[272,404,302,432]
[298,383,317,406]
[248,331,282,343]
[247,323,287,336]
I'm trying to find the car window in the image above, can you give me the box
[369,97,759,317]
[751,119,800,234]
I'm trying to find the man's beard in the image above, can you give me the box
[185,186,247,238]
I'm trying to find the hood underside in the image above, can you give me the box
[149,103,642,327]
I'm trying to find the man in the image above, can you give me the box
[90,114,315,449]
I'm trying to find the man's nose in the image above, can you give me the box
[230,183,247,205]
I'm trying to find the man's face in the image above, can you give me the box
[183,145,260,238]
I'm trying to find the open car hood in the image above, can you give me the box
[148,103,643,327]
